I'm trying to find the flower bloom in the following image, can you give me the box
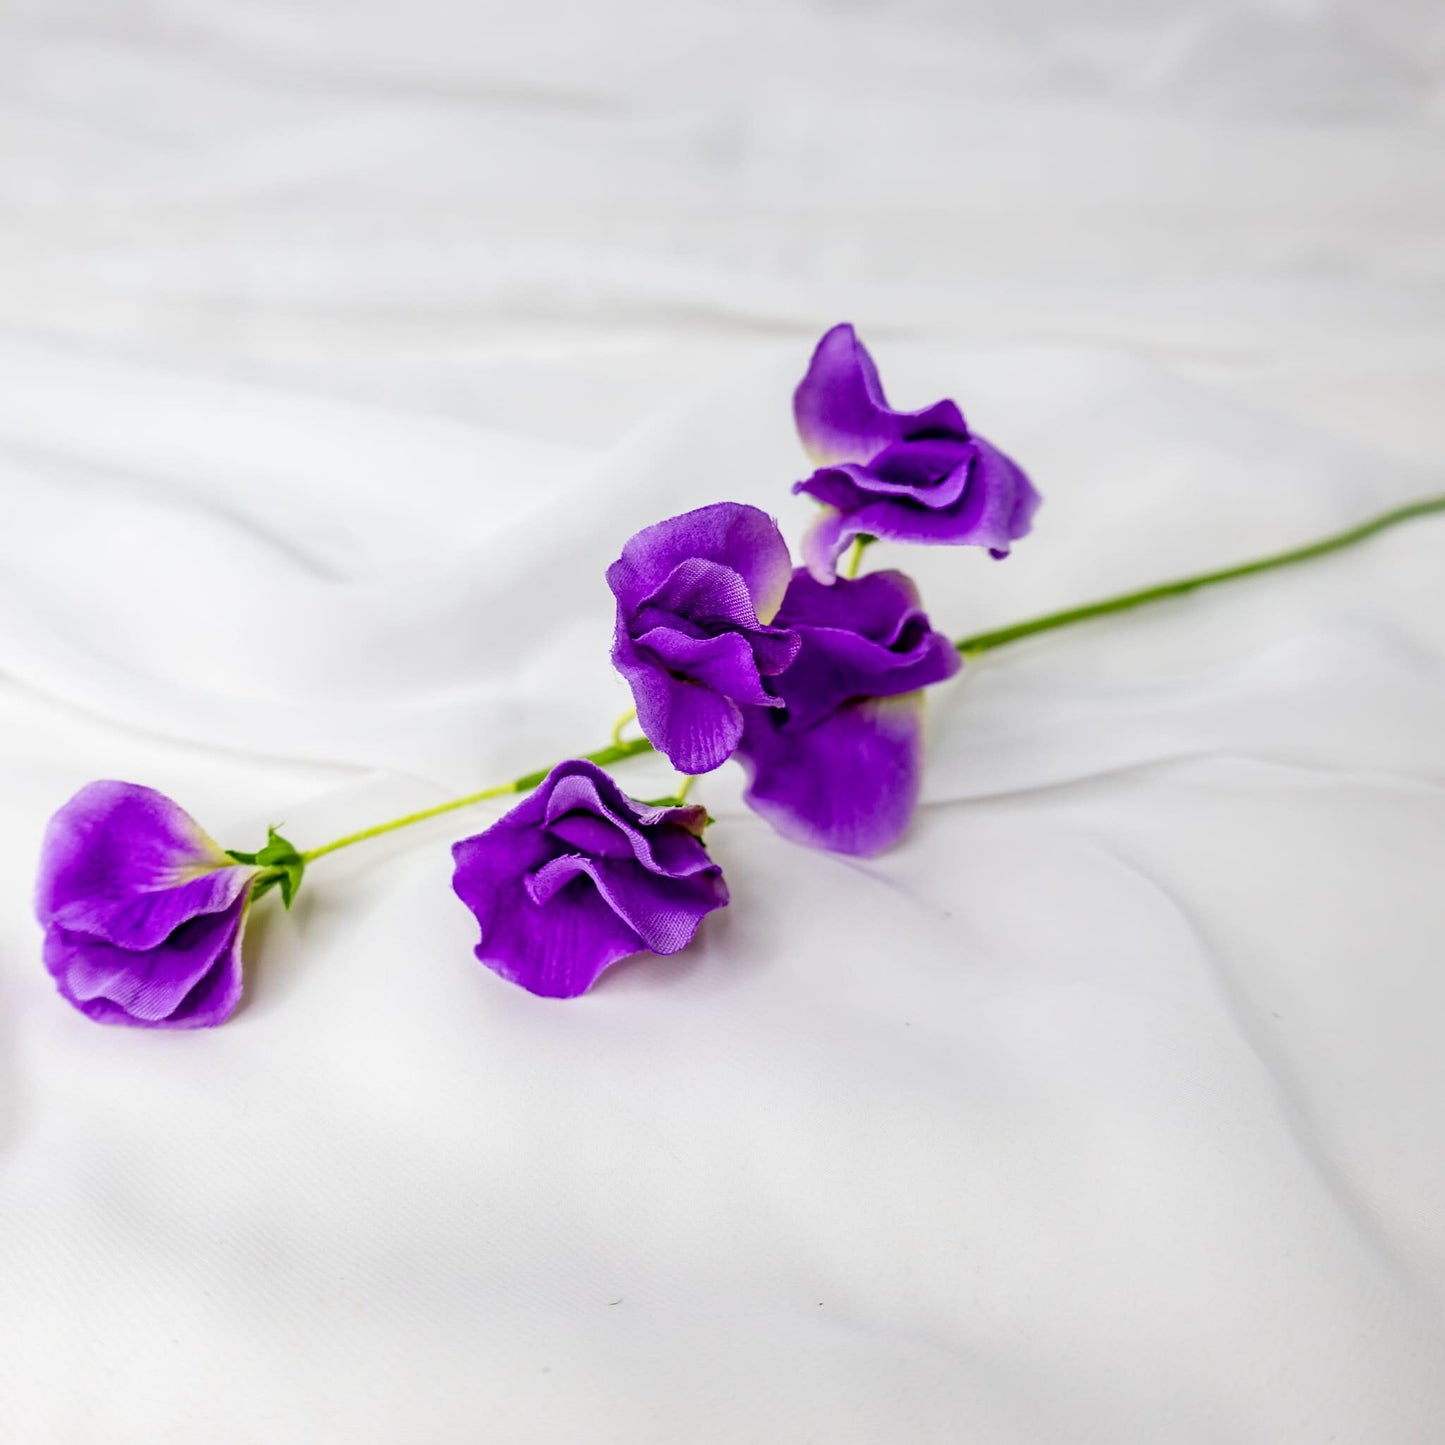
[735,568,961,856]
[36,781,262,1028]
[451,759,728,999]
[607,502,801,774]
[792,323,1041,582]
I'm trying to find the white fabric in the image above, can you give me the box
[2,3,1443,1441]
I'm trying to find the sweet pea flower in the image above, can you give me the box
[451,759,728,999]
[735,568,960,856]
[35,781,301,1028]
[607,502,801,774]
[793,323,1041,582]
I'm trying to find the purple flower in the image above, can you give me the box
[792,323,1041,582]
[34,781,284,1028]
[735,569,961,856]
[451,759,728,999]
[607,502,801,775]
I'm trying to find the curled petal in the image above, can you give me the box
[607,502,794,627]
[608,504,800,771]
[634,628,784,707]
[637,557,765,635]
[45,897,248,1028]
[980,437,1045,556]
[452,760,728,998]
[735,569,960,854]
[527,854,722,956]
[612,641,749,777]
[738,694,928,857]
[37,780,236,925]
[794,323,967,467]
[541,765,713,874]
[777,566,925,639]
[799,507,852,588]
[802,446,974,512]
[792,326,1040,580]
[796,439,1038,582]
[771,569,961,730]
[51,867,254,950]
[468,868,646,999]
[36,780,257,1028]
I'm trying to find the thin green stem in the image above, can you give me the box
[610,707,638,747]
[955,493,1445,658]
[299,736,655,863]
[844,536,868,579]
[675,774,697,804]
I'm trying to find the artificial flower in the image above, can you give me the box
[735,568,960,855]
[793,323,1040,581]
[607,502,800,774]
[35,781,300,1028]
[451,759,728,998]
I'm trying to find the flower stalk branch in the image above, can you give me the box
[298,493,1444,867]
[296,488,1445,867]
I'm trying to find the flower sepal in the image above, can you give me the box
[227,827,306,910]
[638,796,712,828]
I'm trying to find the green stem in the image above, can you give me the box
[610,707,637,748]
[954,494,1445,658]
[297,493,1443,867]
[843,536,869,579]
[299,736,655,863]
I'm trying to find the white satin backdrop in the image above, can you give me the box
[3,2,1444,1441]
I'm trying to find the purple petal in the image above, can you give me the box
[634,628,779,707]
[792,327,1040,577]
[453,786,630,999]
[777,566,925,639]
[50,866,255,949]
[770,569,961,730]
[799,507,852,586]
[541,765,714,876]
[981,436,1044,556]
[34,780,258,1028]
[612,642,747,776]
[737,694,928,857]
[798,448,973,516]
[467,868,646,999]
[452,760,728,999]
[796,435,1038,580]
[608,506,801,770]
[606,502,794,626]
[734,570,960,853]
[37,780,236,929]
[450,794,554,903]
[543,810,636,859]
[793,323,967,467]
[636,557,764,633]
[527,854,723,956]
[44,896,248,1029]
